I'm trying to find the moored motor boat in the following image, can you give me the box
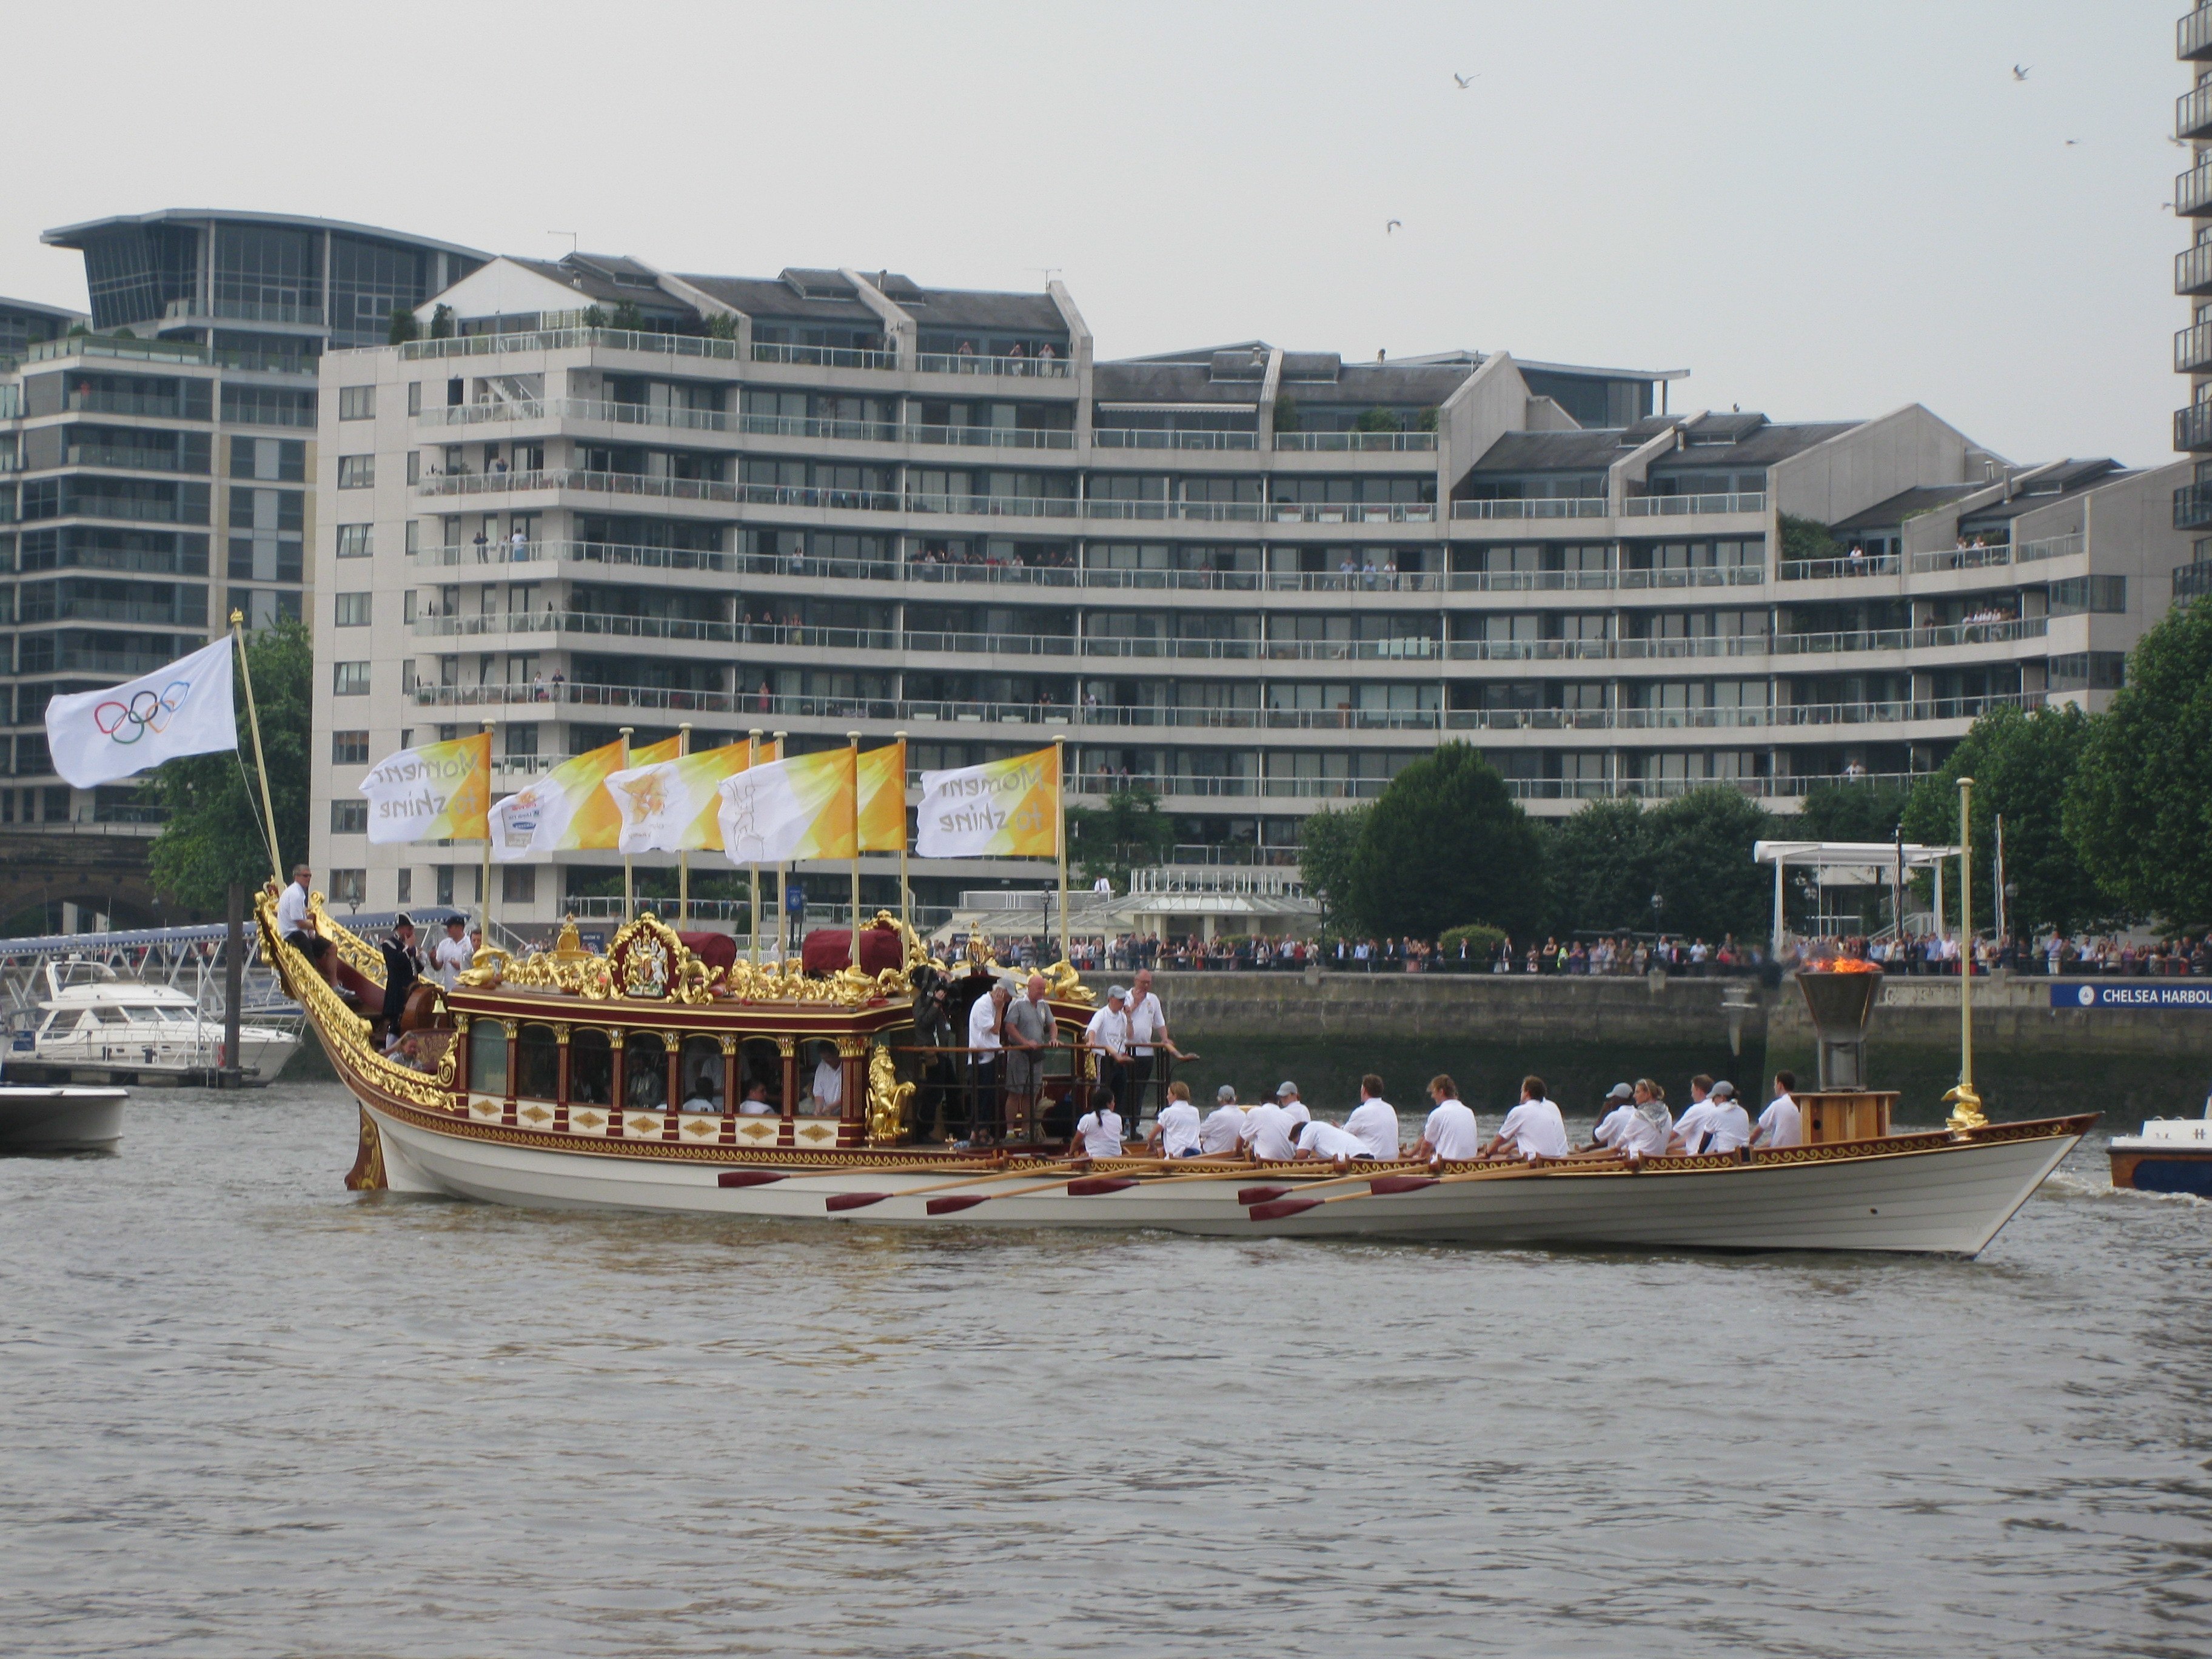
[2108,1099,2212,1196]
[0,1084,127,1152]
[7,961,300,1087]
[267,893,2090,1258]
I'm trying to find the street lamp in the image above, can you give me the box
[1649,890,1663,941]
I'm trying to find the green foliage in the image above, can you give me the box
[1543,796,1653,936]
[1896,703,2114,936]
[1273,392,1299,432]
[1416,405,1440,432]
[1298,805,1370,936]
[609,300,648,332]
[704,313,739,341]
[582,304,608,328]
[2065,597,2212,927]
[1542,787,1777,941]
[112,327,136,340]
[1778,513,1845,565]
[1354,407,1403,434]
[428,303,454,340]
[1796,777,1911,844]
[1346,745,1543,939]
[1064,788,1177,885]
[145,622,313,913]
[387,305,419,345]
[1438,922,1507,957]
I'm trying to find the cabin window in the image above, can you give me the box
[737,1037,783,1114]
[799,1039,843,1116]
[625,1031,669,1110]
[468,1019,510,1096]
[679,1036,723,1111]
[569,1029,614,1105]
[515,1023,560,1100]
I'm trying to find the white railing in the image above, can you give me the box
[1910,543,2012,574]
[907,492,1080,520]
[1273,431,1438,452]
[1092,429,1259,451]
[1621,492,1768,517]
[1451,498,1609,521]
[2014,532,2085,565]
[399,327,743,363]
[751,341,897,371]
[914,351,1073,379]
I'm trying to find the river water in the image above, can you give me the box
[4,1081,2208,1658]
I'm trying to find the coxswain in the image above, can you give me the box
[1294,1118,1371,1163]
[1751,1070,1803,1150]
[1344,1074,1400,1161]
[1073,1084,1125,1159]
[1667,1075,1717,1156]
[1147,1079,1203,1158]
[1700,1081,1753,1154]
[432,915,474,990]
[1197,1085,1247,1155]
[1410,1075,1481,1162]
[1482,1075,1571,1161]
[377,914,421,1033]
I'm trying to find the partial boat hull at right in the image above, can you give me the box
[2110,1113,2212,1196]
[0,1085,127,1153]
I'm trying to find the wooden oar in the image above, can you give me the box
[924,1158,1180,1215]
[716,1154,1020,1190]
[1235,1162,1433,1205]
[825,1158,1091,1212]
[1246,1158,1630,1221]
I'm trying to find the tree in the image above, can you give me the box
[704,312,739,341]
[1344,745,1543,939]
[1296,804,1370,936]
[1796,777,1911,844]
[609,300,648,332]
[145,621,313,913]
[1778,513,1846,566]
[387,305,420,344]
[1640,786,1778,944]
[427,303,454,340]
[1064,788,1176,885]
[1272,392,1299,432]
[1543,796,1654,937]
[1896,703,2115,937]
[2066,597,2212,927]
[1354,407,1403,434]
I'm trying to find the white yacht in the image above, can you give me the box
[6,962,300,1086]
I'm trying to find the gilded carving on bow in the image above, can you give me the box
[867,1041,915,1146]
[310,897,389,986]
[252,891,451,1111]
[457,945,512,988]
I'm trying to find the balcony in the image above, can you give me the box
[2180,319,2212,374]
[64,444,201,474]
[2177,481,2212,529]
[1272,431,1437,452]
[2180,401,2212,452]
[2175,560,2212,599]
[750,341,897,371]
[2016,532,2085,564]
[1621,492,1768,518]
[913,350,1072,380]
[1452,497,1609,521]
[1778,551,1901,580]
[2185,82,2212,144]
[1094,429,1258,451]
[398,327,743,364]
[1909,541,2011,574]
[2179,242,2212,297]
[2184,4,2212,59]
[2179,161,2212,217]
[908,492,1080,520]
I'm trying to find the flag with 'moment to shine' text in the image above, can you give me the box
[361,730,492,844]
[913,745,1057,858]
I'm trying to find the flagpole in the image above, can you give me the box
[747,728,762,967]
[677,722,692,930]
[618,724,634,921]
[894,728,910,943]
[773,729,788,964]
[228,611,283,886]
[478,719,495,945]
[846,731,862,970]
[1052,731,1068,967]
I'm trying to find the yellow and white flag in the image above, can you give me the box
[361,731,492,845]
[529,732,680,855]
[913,745,1058,858]
[718,746,857,865]
[488,737,625,863]
[608,740,751,854]
[857,739,907,854]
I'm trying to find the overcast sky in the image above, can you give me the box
[1,1,2187,465]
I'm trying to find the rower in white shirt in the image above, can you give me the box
[1409,1075,1481,1162]
[1147,1079,1204,1158]
[1612,1079,1674,1159]
[1483,1075,1572,1161]
[1698,1080,1753,1154]
[1197,1085,1247,1155]
[1073,1085,1125,1159]
[1245,1082,1304,1161]
[1588,1082,1638,1151]
[1343,1073,1401,1161]
[1666,1074,1717,1156]
[1751,1070,1803,1150]
[1294,1118,1371,1164]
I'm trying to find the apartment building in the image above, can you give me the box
[0,212,483,840]
[2176,5,2212,593]
[306,253,2192,924]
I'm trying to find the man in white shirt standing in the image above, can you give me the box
[1410,1075,1481,1162]
[1197,1085,1247,1155]
[1344,1074,1400,1161]
[1123,966,1175,1135]
[1700,1081,1753,1154]
[1752,1070,1803,1150]
[811,1048,843,1115]
[1148,1079,1204,1157]
[967,980,1010,1144]
[1073,1084,1125,1159]
[1084,986,1134,1118]
[432,914,475,990]
[1484,1075,1571,1161]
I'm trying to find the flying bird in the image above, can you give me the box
[2066,139,2078,146]
[1386,219,1403,234]
[2013,64,2029,81]
[1453,72,1476,89]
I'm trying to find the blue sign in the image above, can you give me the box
[785,881,806,917]
[2053,982,2212,1010]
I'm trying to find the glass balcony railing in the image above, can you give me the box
[751,340,897,371]
[2179,401,2212,452]
[397,327,743,364]
[1621,492,1768,517]
[2183,81,2212,142]
[2179,319,2212,373]
[2175,481,2212,529]
[1451,497,1609,520]
[914,350,1073,380]
[2179,241,2212,297]
[1093,429,1259,451]
[2174,559,2212,598]
[1272,431,1437,452]
[2179,159,2212,216]
[2183,4,2212,59]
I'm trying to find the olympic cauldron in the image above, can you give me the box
[1794,960,1897,1144]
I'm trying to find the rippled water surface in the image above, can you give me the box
[4,1082,2210,1658]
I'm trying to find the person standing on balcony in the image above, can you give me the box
[511,525,529,561]
[472,528,489,564]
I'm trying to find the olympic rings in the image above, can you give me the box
[92,679,193,745]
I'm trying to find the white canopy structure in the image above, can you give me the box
[1752,839,1963,954]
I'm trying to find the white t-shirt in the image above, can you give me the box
[1298,1121,1369,1161]
[1245,1101,1298,1161]
[1075,1108,1124,1158]
[968,996,1004,1053]
[1671,1099,1717,1155]
[1594,1104,1636,1148]
[1125,990,1168,1056]
[1198,1104,1247,1155]
[1420,1099,1481,1161]
[1495,1098,1570,1160]
[811,1057,842,1110]
[1616,1104,1673,1158]
[1085,1005,1131,1058]
[1758,1093,1803,1149]
[275,881,312,937]
[738,1094,776,1116]
[1156,1098,1202,1156]
[1344,1098,1400,1161]
[681,1095,719,1114]
[433,934,474,987]
[1703,1102,1753,1154]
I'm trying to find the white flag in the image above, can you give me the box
[486,791,541,863]
[44,638,236,789]
[717,749,857,865]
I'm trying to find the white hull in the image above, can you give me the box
[8,1031,298,1086]
[0,1085,127,1151]
[366,1102,2082,1257]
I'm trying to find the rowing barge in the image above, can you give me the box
[269,895,2088,1256]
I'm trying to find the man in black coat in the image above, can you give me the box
[378,915,421,1038]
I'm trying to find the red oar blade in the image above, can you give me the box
[1067,1177,1138,1196]
[925,1195,990,1215]
[716,1170,786,1188]
[1238,1185,1292,1205]
[825,1191,889,1213]
[1368,1175,1438,1195]
[1246,1197,1323,1222]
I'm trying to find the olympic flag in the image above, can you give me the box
[717,747,858,865]
[913,745,1058,858]
[360,731,492,844]
[44,638,237,789]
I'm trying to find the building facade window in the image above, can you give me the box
[336,524,373,558]
[329,868,367,905]
[339,385,377,420]
[332,730,369,765]
[331,800,368,834]
[335,592,372,626]
[501,865,537,904]
[333,661,370,695]
[337,455,376,489]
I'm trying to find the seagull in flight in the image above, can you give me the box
[2013,64,2029,81]
[1453,72,1476,89]
[1386,219,1403,234]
